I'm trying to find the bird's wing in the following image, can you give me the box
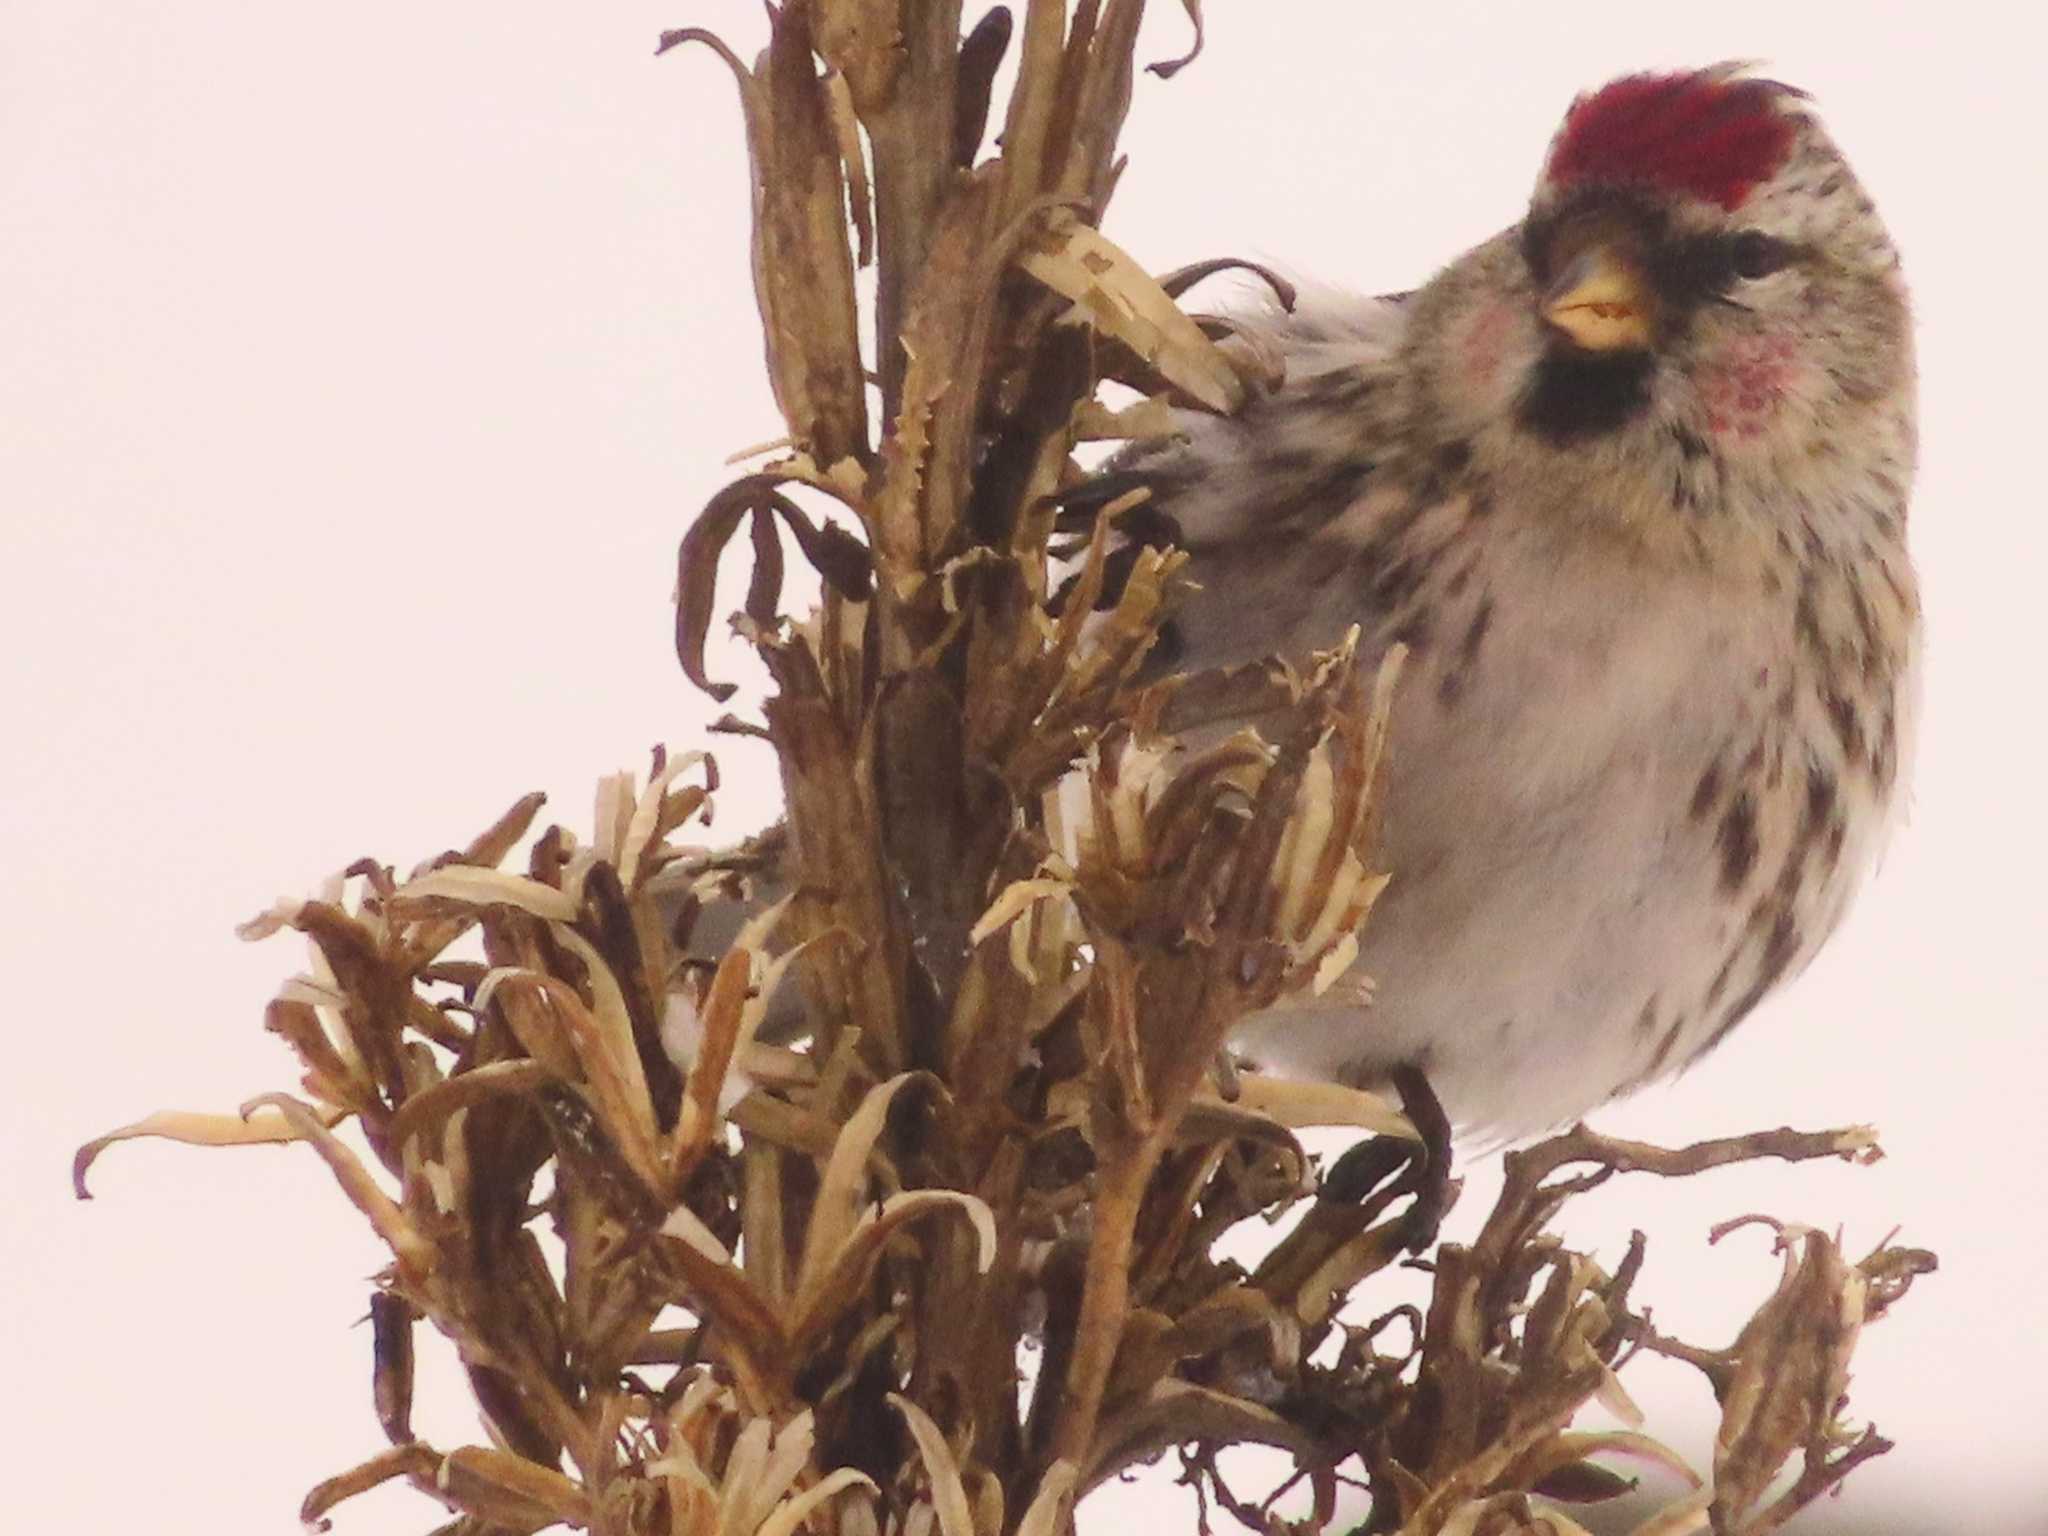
[1074,285,1419,678]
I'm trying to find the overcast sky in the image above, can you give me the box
[5,3,2042,1533]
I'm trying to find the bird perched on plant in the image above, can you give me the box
[1099,66,1918,1143]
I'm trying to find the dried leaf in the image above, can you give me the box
[1157,255,1297,309]
[73,1102,349,1199]
[619,748,711,892]
[462,790,549,870]
[1627,1490,1712,1536]
[795,1190,1000,1341]
[952,7,1013,166]
[439,1445,592,1527]
[770,490,874,599]
[1071,394,1182,443]
[1146,0,1206,79]
[370,1291,416,1446]
[672,948,753,1169]
[1013,1461,1078,1536]
[889,1394,976,1536]
[796,1072,934,1303]
[386,1058,552,1160]
[300,1443,441,1530]
[1710,1223,1865,1528]
[676,476,778,703]
[824,70,876,266]
[521,959,651,1196]
[1086,1380,1312,1492]
[969,875,1074,948]
[238,1093,435,1277]
[754,1468,882,1536]
[392,867,579,923]
[677,474,875,701]
[1019,213,1246,412]
[746,504,788,628]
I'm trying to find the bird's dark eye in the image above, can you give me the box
[1729,231,1792,281]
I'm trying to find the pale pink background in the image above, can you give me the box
[5,3,2040,1532]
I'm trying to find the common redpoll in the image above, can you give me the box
[1112,66,1918,1140]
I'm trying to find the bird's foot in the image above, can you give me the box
[1318,1063,1454,1253]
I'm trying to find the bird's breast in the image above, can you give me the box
[1235,523,1809,1135]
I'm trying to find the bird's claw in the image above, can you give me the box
[1318,1064,1455,1254]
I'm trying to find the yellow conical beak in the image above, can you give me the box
[1542,246,1653,352]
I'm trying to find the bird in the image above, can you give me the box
[1099,65,1919,1144]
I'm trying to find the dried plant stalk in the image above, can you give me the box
[78,9,1931,1536]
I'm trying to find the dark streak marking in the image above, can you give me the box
[1647,1015,1688,1075]
[1435,596,1496,708]
[1823,689,1865,762]
[1691,908,1801,1065]
[1872,709,1899,791]
[1718,792,1760,892]
[1793,577,1825,660]
[1705,952,1736,1009]
[1690,759,1723,822]
[1805,767,1838,839]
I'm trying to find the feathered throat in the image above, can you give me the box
[1517,346,1656,442]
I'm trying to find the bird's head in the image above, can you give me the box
[1416,67,1912,506]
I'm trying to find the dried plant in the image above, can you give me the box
[76,8,1933,1536]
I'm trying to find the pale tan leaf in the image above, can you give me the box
[621,749,710,889]
[795,1072,932,1302]
[1018,215,1246,412]
[753,1468,882,1536]
[969,877,1073,947]
[235,896,305,941]
[1301,857,1387,963]
[593,768,635,867]
[390,866,579,922]
[1070,395,1182,443]
[645,1437,718,1493]
[438,1445,592,1527]
[299,1443,441,1528]
[755,1411,819,1522]
[661,1203,739,1267]
[888,1394,976,1536]
[718,1417,775,1536]
[1626,1490,1712,1536]
[673,948,753,1166]
[1086,1380,1313,1491]
[238,1093,435,1276]
[387,1060,549,1163]
[1212,1072,1416,1138]
[822,71,874,268]
[1532,1431,1705,1493]
[968,1469,1004,1536]
[1594,1358,1647,1429]
[794,1191,997,1341]
[1308,930,1360,996]
[1013,1461,1078,1536]
[549,924,663,1172]
[1272,743,1335,937]
[1439,1498,1597,1536]
[73,1103,348,1199]
[481,970,583,1080]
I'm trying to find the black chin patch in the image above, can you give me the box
[1517,345,1656,443]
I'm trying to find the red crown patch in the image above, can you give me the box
[1545,70,1799,211]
